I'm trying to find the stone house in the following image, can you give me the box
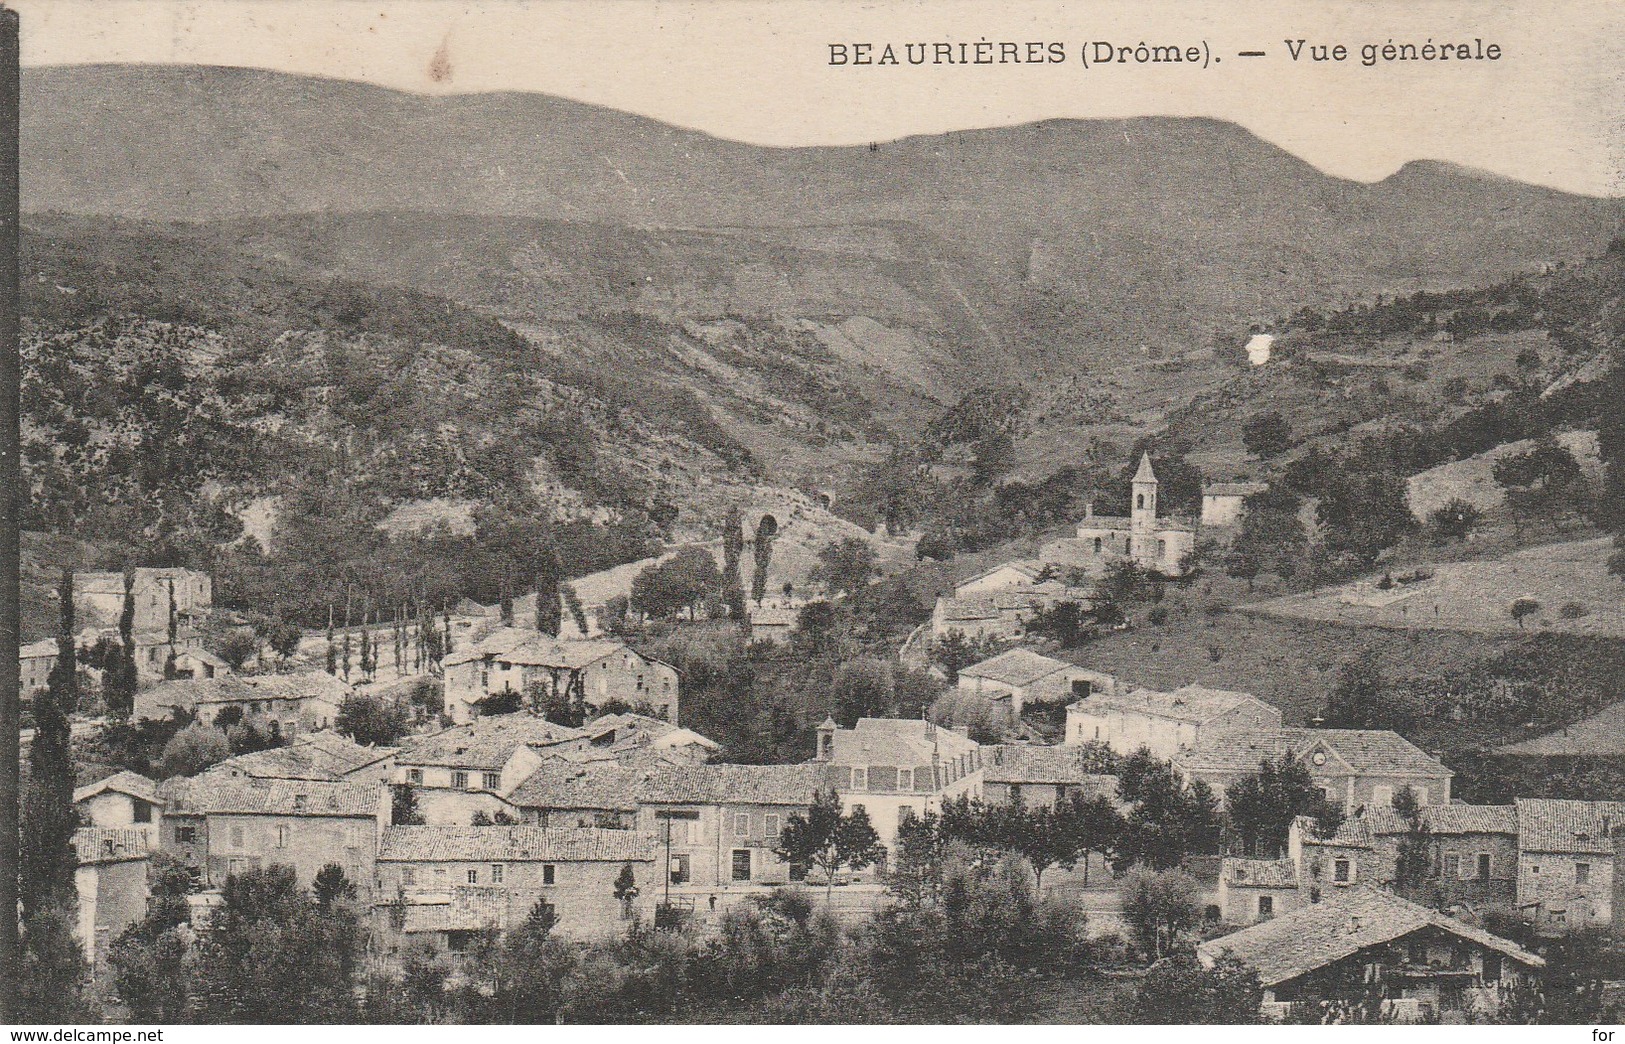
[814,717,982,853]
[930,591,1050,642]
[1217,856,1305,925]
[441,628,680,726]
[1200,481,1268,529]
[393,714,590,825]
[170,648,231,681]
[1292,805,1518,911]
[1067,684,1283,759]
[1200,887,1544,1023]
[134,671,352,738]
[74,771,163,845]
[74,567,212,678]
[19,638,58,698]
[746,606,798,646]
[980,744,1119,809]
[1513,798,1625,937]
[580,712,720,765]
[633,763,827,889]
[375,825,657,941]
[1173,727,1453,814]
[73,828,152,973]
[957,649,1115,725]
[156,775,389,897]
[1039,455,1196,578]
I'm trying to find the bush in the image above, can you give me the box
[1558,601,1589,620]
[158,722,231,777]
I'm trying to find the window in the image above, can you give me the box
[1054,786,1070,806]
[491,864,505,885]
[898,769,913,791]
[1258,895,1273,919]
[764,814,781,840]
[1333,858,1351,883]
[482,772,500,791]
[230,825,245,848]
[1530,864,1540,875]
[133,801,152,824]
[175,825,196,843]
[1444,854,1460,879]
[1135,494,1144,509]
[1477,853,1492,881]
[403,868,417,885]
[451,771,469,790]
[542,864,556,886]
[1093,537,1102,554]
[1009,784,1023,803]
[467,869,479,885]
[276,824,290,849]
[407,769,423,784]
[1576,862,1591,885]
[732,850,752,882]
[434,868,446,882]
[851,768,866,791]
[1072,679,1094,698]
[734,813,751,837]
[1157,539,1167,557]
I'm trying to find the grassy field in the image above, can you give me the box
[1240,537,1625,639]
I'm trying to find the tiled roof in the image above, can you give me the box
[141,671,352,709]
[1284,729,1450,779]
[504,758,645,812]
[1085,684,1266,725]
[828,718,978,768]
[637,762,828,807]
[1515,799,1625,855]
[496,638,626,670]
[960,649,1072,687]
[934,596,1031,621]
[396,715,586,770]
[400,888,512,933]
[378,825,656,862]
[749,607,799,628]
[1222,857,1299,888]
[74,769,160,805]
[1495,702,1625,757]
[160,776,383,818]
[585,712,677,744]
[983,745,1120,791]
[74,827,153,864]
[1197,887,1544,987]
[20,639,59,659]
[1204,482,1268,497]
[1174,727,1447,780]
[178,648,232,669]
[957,559,1047,587]
[212,731,398,781]
[1357,804,1518,837]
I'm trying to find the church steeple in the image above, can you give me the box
[1132,453,1158,520]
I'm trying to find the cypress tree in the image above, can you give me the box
[534,547,563,637]
[722,507,750,630]
[751,516,777,606]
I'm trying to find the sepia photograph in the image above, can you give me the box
[1,0,1623,1028]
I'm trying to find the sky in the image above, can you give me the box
[11,0,1624,196]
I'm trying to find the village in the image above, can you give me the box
[21,450,1625,1025]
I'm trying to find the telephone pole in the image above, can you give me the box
[1,3,23,1022]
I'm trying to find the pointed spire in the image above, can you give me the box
[1134,452,1158,483]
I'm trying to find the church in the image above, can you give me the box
[1039,453,1197,577]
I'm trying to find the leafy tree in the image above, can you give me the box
[831,656,896,726]
[1122,868,1201,960]
[1114,747,1221,871]
[1227,489,1307,589]
[631,547,725,620]
[812,537,880,599]
[1322,651,1404,730]
[335,693,411,746]
[314,863,359,908]
[1494,440,1587,532]
[887,810,949,909]
[774,788,884,902]
[257,614,304,661]
[1317,468,1416,565]
[1028,600,1089,646]
[107,852,195,1021]
[1131,953,1263,1024]
[1241,412,1293,458]
[214,628,257,671]
[188,865,363,1022]
[614,863,640,919]
[1226,756,1343,856]
[498,898,571,1022]
[1428,497,1482,542]
[159,722,232,778]
[790,599,844,658]
[1510,596,1542,630]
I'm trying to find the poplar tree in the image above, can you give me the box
[534,547,563,638]
[750,516,777,606]
[722,507,750,629]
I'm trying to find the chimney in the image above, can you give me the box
[1084,500,1094,519]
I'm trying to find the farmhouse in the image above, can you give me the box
[814,717,982,852]
[19,638,57,698]
[73,827,152,972]
[1216,856,1305,925]
[441,628,680,725]
[1173,727,1453,814]
[1513,798,1625,937]
[1293,804,1519,911]
[156,776,390,896]
[635,763,827,889]
[133,671,351,737]
[957,649,1116,725]
[394,714,590,824]
[1040,454,1196,578]
[376,825,657,942]
[980,744,1119,809]
[74,567,213,677]
[1065,683,1282,759]
[73,771,163,844]
[1200,887,1544,1022]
